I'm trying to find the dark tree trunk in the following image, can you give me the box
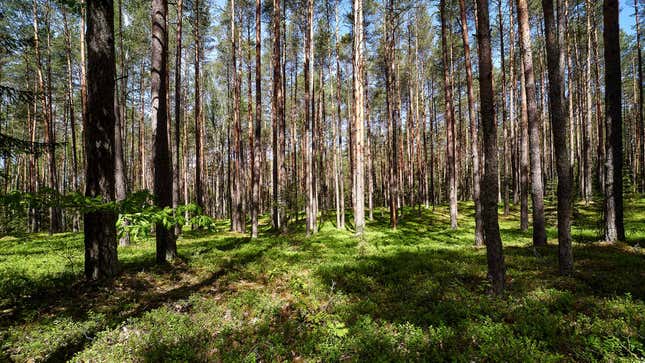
[271,0,283,231]
[476,0,505,295]
[194,0,204,213]
[151,0,177,262]
[84,0,119,280]
[542,0,573,274]
[603,0,625,242]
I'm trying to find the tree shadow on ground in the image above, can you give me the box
[1,234,269,362]
[317,240,644,325]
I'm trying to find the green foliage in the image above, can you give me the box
[0,190,216,239]
[1,199,644,362]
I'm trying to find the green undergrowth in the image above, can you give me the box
[1,199,644,362]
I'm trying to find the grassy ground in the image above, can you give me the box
[1,199,644,362]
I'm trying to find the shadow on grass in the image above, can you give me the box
[1,234,270,362]
[317,240,644,329]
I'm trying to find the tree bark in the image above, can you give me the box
[116,0,129,246]
[353,0,365,235]
[230,0,245,233]
[603,0,625,242]
[271,0,283,231]
[385,0,399,229]
[634,0,645,193]
[459,0,483,245]
[517,0,546,246]
[542,0,573,274]
[251,0,262,238]
[173,0,183,236]
[476,0,505,295]
[62,9,80,231]
[194,0,204,213]
[32,0,61,234]
[151,0,177,262]
[334,4,345,229]
[499,2,510,217]
[84,0,119,280]
[441,0,458,230]
[304,0,315,235]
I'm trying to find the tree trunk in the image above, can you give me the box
[476,0,505,295]
[632,0,645,193]
[441,0,458,230]
[194,0,204,213]
[230,0,245,233]
[385,0,398,229]
[84,0,119,280]
[499,2,511,217]
[32,0,61,234]
[459,0,483,245]
[116,0,129,246]
[62,9,80,231]
[334,5,345,229]
[603,0,625,242]
[251,0,261,238]
[353,0,365,235]
[304,0,315,235]
[151,0,177,262]
[271,0,283,231]
[517,0,546,246]
[542,0,573,274]
[173,0,183,236]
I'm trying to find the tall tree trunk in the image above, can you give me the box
[304,0,315,235]
[62,9,79,231]
[385,0,398,229]
[459,0,483,245]
[194,0,204,213]
[251,0,262,238]
[230,0,245,233]
[476,0,505,295]
[509,0,519,204]
[271,0,283,231]
[32,0,61,234]
[116,0,129,246]
[80,0,88,177]
[603,0,625,242]
[84,0,118,280]
[517,0,546,246]
[139,64,147,190]
[543,0,573,274]
[334,4,345,229]
[499,1,510,216]
[582,0,593,203]
[152,0,177,262]
[353,0,365,235]
[591,8,605,194]
[440,0,458,230]
[173,0,183,236]
[632,0,645,193]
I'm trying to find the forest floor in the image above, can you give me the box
[1,199,644,362]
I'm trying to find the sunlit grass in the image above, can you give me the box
[1,198,644,362]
